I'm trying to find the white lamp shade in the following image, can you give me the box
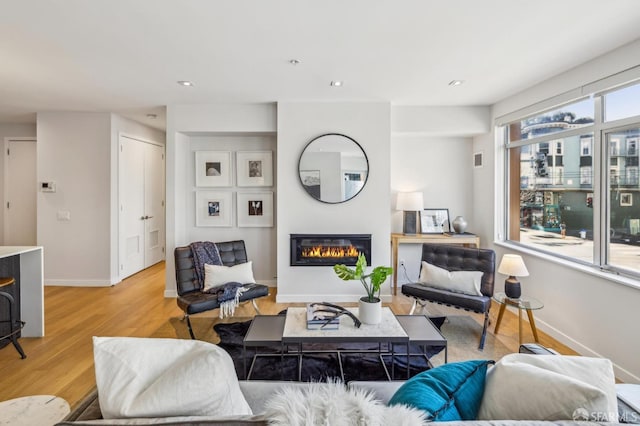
[498,254,529,277]
[396,192,424,211]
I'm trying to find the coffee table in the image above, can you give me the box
[283,307,408,380]
[243,307,447,381]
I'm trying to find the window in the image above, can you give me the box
[502,82,640,277]
[581,138,592,156]
[605,82,640,122]
[627,138,638,156]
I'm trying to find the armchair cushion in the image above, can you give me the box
[203,261,256,292]
[419,261,483,296]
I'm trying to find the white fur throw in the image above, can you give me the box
[264,380,427,426]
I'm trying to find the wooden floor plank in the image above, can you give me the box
[0,261,576,409]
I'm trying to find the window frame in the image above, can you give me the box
[500,85,640,279]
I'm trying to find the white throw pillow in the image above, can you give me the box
[203,261,255,292]
[93,337,252,419]
[418,261,483,296]
[478,353,618,422]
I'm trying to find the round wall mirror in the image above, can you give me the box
[298,133,369,204]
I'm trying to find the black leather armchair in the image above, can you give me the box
[174,240,269,339]
[401,244,496,350]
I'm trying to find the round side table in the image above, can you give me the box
[493,292,544,345]
[0,395,69,426]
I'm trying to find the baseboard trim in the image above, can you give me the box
[535,317,640,383]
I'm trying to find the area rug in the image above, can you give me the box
[157,314,512,380]
[213,317,446,381]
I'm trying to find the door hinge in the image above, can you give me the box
[161,200,164,207]
[6,202,9,209]
[162,247,165,253]
[6,148,9,156]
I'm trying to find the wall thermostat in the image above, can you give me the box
[41,182,56,192]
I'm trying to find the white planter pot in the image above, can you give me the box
[358,297,382,325]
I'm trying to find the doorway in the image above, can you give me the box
[118,135,165,280]
[4,138,37,245]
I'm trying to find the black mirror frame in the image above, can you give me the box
[298,133,369,204]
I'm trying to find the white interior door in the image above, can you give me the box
[5,139,37,245]
[144,143,165,266]
[119,136,145,278]
[119,135,165,280]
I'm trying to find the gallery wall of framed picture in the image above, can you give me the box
[193,150,275,227]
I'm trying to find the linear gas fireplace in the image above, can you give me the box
[290,234,372,267]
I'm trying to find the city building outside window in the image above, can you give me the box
[502,80,640,276]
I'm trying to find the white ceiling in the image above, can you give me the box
[2,1,640,131]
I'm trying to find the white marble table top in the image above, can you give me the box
[0,395,69,426]
[282,307,408,341]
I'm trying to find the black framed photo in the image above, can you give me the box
[421,208,450,234]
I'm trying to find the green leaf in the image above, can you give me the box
[333,264,357,281]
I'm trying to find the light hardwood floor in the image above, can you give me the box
[0,261,577,409]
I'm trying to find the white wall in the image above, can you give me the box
[276,102,391,303]
[0,123,37,243]
[36,112,165,286]
[185,135,277,285]
[391,136,475,283]
[473,39,640,382]
[392,106,490,136]
[37,112,112,285]
[165,103,277,296]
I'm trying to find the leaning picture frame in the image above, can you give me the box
[236,151,273,187]
[195,191,233,227]
[195,151,232,187]
[421,208,451,234]
[237,191,274,227]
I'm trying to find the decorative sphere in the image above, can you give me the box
[452,216,468,233]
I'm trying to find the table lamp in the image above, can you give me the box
[497,254,529,299]
[396,192,424,235]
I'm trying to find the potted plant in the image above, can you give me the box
[333,253,393,324]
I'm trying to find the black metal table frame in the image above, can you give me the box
[242,314,447,381]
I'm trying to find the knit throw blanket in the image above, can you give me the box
[213,282,248,319]
[189,241,222,285]
[189,242,247,319]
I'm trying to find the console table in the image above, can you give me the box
[390,233,480,295]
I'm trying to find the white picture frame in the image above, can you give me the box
[236,151,273,187]
[195,191,233,227]
[195,151,232,187]
[237,191,274,227]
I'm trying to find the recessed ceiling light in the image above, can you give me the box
[330,81,343,87]
[146,114,157,119]
[289,59,301,65]
[449,80,464,86]
[177,80,194,87]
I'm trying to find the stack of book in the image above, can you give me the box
[306,303,340,330]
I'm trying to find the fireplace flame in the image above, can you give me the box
[301,245,359,259]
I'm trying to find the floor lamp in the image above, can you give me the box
[396,192,424,235]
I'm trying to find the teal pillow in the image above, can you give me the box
[388,360,494,421]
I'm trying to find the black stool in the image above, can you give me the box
[0,277,26,359]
